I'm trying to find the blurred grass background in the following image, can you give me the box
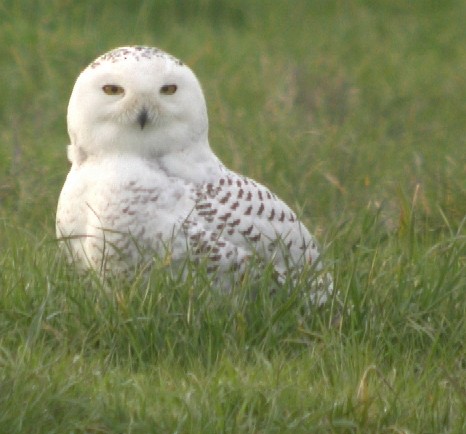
[0,0,465,432]
[1,0,465,231]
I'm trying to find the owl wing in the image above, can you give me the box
[181,171,332,302]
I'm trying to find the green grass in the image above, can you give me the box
[1,0,465,432]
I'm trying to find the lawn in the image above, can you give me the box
[0,1,465,432]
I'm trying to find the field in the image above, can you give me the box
[0,1,465,432]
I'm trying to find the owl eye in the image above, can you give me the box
[160,84,177,95]
[102,84,125,95]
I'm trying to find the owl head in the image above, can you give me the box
[67,46,209,163]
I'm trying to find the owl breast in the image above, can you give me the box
[56,155,198,273]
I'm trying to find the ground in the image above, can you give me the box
[0,1,465,432]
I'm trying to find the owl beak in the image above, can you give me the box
[137,108,149,129]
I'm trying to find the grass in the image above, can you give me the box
[0,0,465,432]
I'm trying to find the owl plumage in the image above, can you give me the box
[56,46,333,304]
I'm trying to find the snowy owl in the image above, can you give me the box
[56,46,333,304]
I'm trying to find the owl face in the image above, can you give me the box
[67,47,209,161]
